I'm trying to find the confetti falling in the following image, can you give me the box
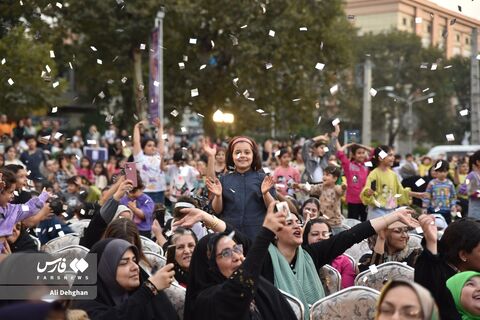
[50,50,55,58]
[315,62,325,71]
[330,84,338,95]
[332,118,340,126]
[428,97,434,104]
[97,59,103,64]
[140,43,146,50]
[446,134,455,142]
[52,81,59,88]
[415,178,426,187]
[460,109,469,116]
[7,78,14,85]
[268,30,275,37]
[1,58,5,65]
[431,63,437,71]
[178,62,185,70]
[170,109,179,117]
[378,150,388,159]
[90,46,97,51]
[299,27,308,31]
[415,17,422,24]
[191,88,199,97]
[199,64,207,70]
[189,38,197,44]
[265,63,273,70]
[51,106,58,113]
[369,88,377,97]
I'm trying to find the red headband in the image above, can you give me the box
[231,137,254,148]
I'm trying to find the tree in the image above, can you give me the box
[58,0,355,137]
[0,1,65,117]
[350,30,456,146]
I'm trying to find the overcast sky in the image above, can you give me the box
[429,0,480,21]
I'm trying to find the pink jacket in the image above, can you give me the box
[337,150,370,204]
[331,254,356,289]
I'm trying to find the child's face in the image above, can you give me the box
[436,170,448,180]
[215,151,226,163]
[460,163,469,174]
[232,142,253,172]
[16,169,28,188]
[0,186,15,207]
[460,276,480,317]
[353,148,367,163]
[322,172,337,186]
[314,145,326,157]
[280,153,291,166]
[128,189,143,199]
[67,183,79,194]
[379,151,395,167]
[81,159,90,168]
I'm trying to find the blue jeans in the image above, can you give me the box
[145,191,165,205]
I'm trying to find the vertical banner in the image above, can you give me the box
[148,28,160,121]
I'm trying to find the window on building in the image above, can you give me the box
[427,24,432,33]
[403,17,407,25]
[466,37,470,45]
[457,34,461,42]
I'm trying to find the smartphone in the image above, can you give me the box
[275,201,292,220]
[166,245,177,265]
[371,180,377,192]
[124,162,138,187]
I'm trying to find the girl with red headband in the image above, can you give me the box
[206,136,275,239]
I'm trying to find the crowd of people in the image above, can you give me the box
[1,112,480,319]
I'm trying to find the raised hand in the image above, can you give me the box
[263,202,286,233]
[148,263,175,291]
[394,208,419,228]
[261,175,275,195]
[206,177,222,197]
[203,143,217,158]
[418,214,437,245]
[173,208,207,228]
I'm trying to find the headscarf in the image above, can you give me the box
[375,280,439,320]
[94,238,140,306]
[447,271,480,320]
[185,232,297,320]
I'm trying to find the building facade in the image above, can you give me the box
[345,0,480,58]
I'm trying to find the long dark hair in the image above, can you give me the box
[439,218,480,266]
[302,218,331,245]
[469,150,480,172]
[103,218,151,268]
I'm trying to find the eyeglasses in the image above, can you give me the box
[286,219,304,228]
[378,305,423,319]
[216,244,243,259]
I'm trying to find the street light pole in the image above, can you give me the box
[362,57,372,146]
[155,8,165,122]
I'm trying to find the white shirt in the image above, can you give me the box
[134,151,166,192]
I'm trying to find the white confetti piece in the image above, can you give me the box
[191,88,199,97]
[153,80,159,87]
[299,27,308,31]
[317,116,322,125]
[178,62,185,69]
[97,59,103,64]
[233,77,239,86]
[444,65,452,69]
[369,265,378,274]
[240,25,248,29]
[98,91,105,99]
[50,50,55,58]
[323,147,329,152]
[48,227,53,232]
[416,227,424,234]
[54,132,63,139]
[265,63,273,69]
[121,140,126,147]
[460,109,469,116]
[364,161,373,167]
[52,81,59,88]
[87,140,97,145]
[189,38,197,44]
[90,46,97,51]
[477,54,480,61]
[292,98,301,102]
[22,205,30,212]
[170,109,179,117]
[197,113,204,118]
[7,78,14,85]
[274,150,281,157]
[394,194,402,198]
[256,109,265,113]
[369,88,377,97]
[315,63,325,71]
[330,84,338,95]
[428,97,434,104]
[46,65,51,73]
[80,209,86,215]
[199,64,206,70]
[423,88,429,92]
[69,62,73,69]
[415,178,426,187]
[58,231,65,237]
[263,167,271,175]
[446,134,455,142]
[435,161,443,170]
[268,30,275,37]
[55,224,62,230]
[1,58,5,65]
[430,63,438,70]
[121,77,127,83]
[56,2,62,8]
[13,191,19,196]
[140,43,146,50]
[415,17,422,24]
[332,118,340,126]
[379,150,388,159]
